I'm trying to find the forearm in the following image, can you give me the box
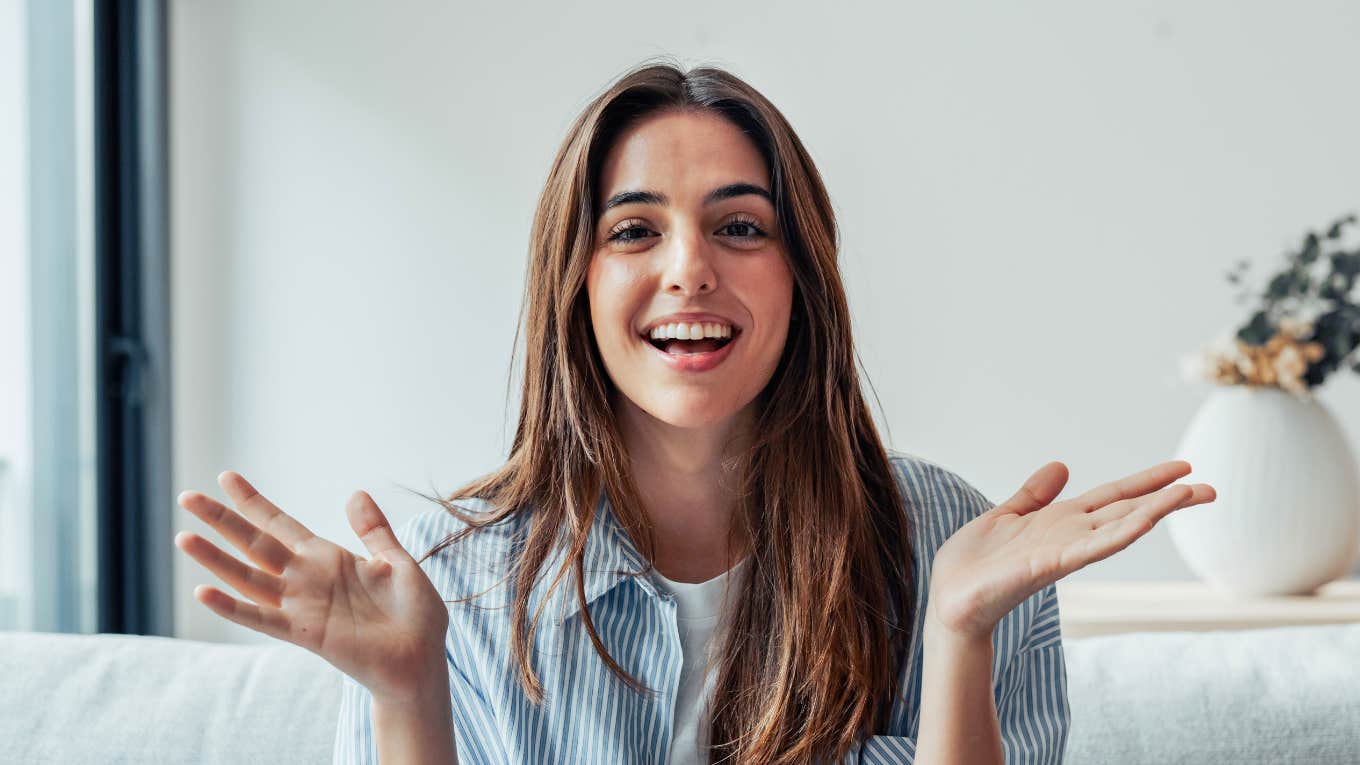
[372,666,459,765]
[914,609,1004,765]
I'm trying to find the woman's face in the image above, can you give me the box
[586,109,794,431]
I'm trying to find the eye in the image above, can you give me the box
[606,218,655,244]
[718,215,769,241]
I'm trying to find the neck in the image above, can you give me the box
[614,394,753,583]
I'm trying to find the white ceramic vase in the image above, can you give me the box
[1166,385,1360,596]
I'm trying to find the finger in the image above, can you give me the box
[346,490,408,561]
[1088,483,1216,525]
[1074,460,1193,514]
[178,490,294,574]
[1126,483,1220,528]
[1186,483,1217,507]
[1071,481,1191,560]
[193,584,292,642]
[217,471,316,548]
[995,461,1069,516]
[175,531,286,606]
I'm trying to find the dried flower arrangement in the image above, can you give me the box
[1180,213,1360,399]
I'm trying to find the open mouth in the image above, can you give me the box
[643,331,739,356]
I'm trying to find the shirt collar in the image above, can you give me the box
[534,490,665,625]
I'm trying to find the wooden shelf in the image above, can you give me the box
[1055,578,1360,639]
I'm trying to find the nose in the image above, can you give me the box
[661,227,717,296]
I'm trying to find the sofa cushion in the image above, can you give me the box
[0,632,340,765]
[1062,622,1360,764]
[3,623,1358,764]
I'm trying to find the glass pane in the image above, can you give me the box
[0,0,98,634]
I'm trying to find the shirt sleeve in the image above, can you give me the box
[853,455,1072,764]
[331,673,379,765]
[851,582,1071,765]
[330,645,509,765]
[993,583,1071,764]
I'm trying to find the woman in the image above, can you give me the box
[174,59,1216,764]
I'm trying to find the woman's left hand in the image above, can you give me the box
[926,460,1217,640]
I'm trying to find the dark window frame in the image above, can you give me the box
[93,0,173,636]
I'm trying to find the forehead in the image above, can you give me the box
[596,109,769,200]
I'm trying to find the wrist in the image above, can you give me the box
[917,604,1003,765]
[372,651,450,708]
[924,578,1003,642]
[924,600,996,647]
[371,665,458,765]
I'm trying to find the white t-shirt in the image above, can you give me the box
[649,555,751,765]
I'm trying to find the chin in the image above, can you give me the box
[642,395,744,431]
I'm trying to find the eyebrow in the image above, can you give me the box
[600,182,772,213]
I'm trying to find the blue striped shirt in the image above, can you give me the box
[333,451,1070,763]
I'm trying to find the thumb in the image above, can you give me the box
[997,461,1069,516]
[346,490,408,561]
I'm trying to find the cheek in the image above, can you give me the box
[746,259,795,371]
[744,255,795,329]
[586,255,649,348]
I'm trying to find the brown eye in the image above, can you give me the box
[603,216,655,242]
[718,215,768,241]
[612,223,652,240]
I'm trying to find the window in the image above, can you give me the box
[1,0,99,633]
[2,0,172,635]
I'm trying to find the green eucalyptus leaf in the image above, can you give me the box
[1300,233,1320,265]
[1333,251,1360,278]
[1325,214,1358,240]
[1238,311,1274,345]
[1266,273,1291,299]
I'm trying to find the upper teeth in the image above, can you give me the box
[647,322,733,341]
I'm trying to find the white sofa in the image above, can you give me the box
[1,624,1358,764]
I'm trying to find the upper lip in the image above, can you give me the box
[638,312,742,337]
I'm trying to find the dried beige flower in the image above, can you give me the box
[1183,319,1325,400]
[1277,316,1312,339]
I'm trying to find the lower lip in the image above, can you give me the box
[643,333,739,373]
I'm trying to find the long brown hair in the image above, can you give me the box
[419,57,917,764]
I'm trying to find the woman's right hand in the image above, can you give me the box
[174,471,450,703]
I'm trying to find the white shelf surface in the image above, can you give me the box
[1055,578,1360,639]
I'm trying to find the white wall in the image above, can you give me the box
[170,0,1360,643]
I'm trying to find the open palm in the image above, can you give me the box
[175,471,449,702]
[928,460,1217,639]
